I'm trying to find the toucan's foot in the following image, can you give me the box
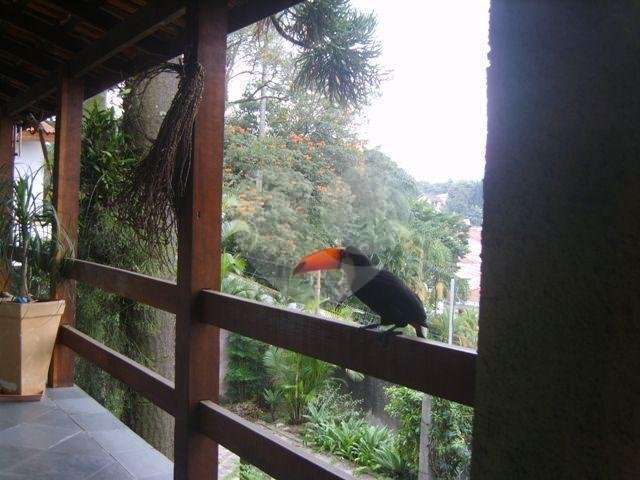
[359,322,381,330]
[377,327,400,347]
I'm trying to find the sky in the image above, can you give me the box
[351,0,490,183]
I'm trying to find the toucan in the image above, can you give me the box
[293,246,427,339]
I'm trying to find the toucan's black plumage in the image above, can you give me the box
[294,246,427,338]
[340,247,427,338]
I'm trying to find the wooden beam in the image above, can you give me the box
[0,5,87,54]
[51,0,176,58]
[48,74,83,388]
[6,0,304,117]
[173,1,226,478]
[201,291,476,406]
[0,37,63,73]
[198,401,351,480]
[227,0,303,34]
[70,0,185,78]
[59,326,176,415]
[4,0,185,116]
[63,259,179,314]
[0,61,41,88]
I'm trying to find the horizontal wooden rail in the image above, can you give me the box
[58,326,176,415]
[63,259,178,314]
[198,401,350,480]
[201,291,476,406]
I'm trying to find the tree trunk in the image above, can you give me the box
[122,64,180,458]
[418,395,433,480]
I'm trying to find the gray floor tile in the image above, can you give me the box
[55,397,105,415]
[87,462,135,480]
[4,387,175,479]
[0,401,54,425]
[140,474,174,480]
[111,449,173,479]
[23,408,82,432]
[45,386,86,401]
[0,420,15,432]
[70,412,126,432]
[90,429,150,454]
[50,432,106,456]
[7,449,114,480]
[0,444,42,471]
[0,423,77,450]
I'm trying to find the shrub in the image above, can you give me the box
[384,386,423,470]
[263,347,335,423]
[384,386,473,480]
[429,398,473,480]
[304,386,414,478]
[225,334,268,403]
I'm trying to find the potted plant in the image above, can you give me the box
[0,168,67,400]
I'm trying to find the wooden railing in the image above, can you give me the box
[61,258,477,479]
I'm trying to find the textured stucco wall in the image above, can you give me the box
[472,2,640,479]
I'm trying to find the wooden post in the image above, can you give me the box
[174,1,227,478]
[48,74,83,387]
[0,117,14,291]
[473,2,640,478]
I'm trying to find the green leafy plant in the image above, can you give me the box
[429,398,473,480]
[304,385,414,478]
[0,168,62,300]
[263,387,283,422]
[384,386,423,471]
[263,346,335,424]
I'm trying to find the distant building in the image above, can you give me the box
[13,122,54,199]
[457,225,482,305]
[418,192,449,212]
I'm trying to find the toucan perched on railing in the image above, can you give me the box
[293,246,427,341]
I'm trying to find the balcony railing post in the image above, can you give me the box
[48,73,83,387]
[173,1,227,479]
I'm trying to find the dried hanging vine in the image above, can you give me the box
[117,58,205,258]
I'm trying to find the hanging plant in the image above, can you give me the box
[116,56,205,257]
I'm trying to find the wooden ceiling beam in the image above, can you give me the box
[50,0,176,58]
[0,60,42,87]
[85,0,304,98]
[0,5,130,74]
[3,0,186,116]
[2,0,304,117]
[0,36,62,74]
[0,4,86,54]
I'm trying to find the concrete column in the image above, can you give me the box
[473,2,640,478]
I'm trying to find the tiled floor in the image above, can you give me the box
[0,386,173,479]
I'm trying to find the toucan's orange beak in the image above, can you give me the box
[293,247,343,275]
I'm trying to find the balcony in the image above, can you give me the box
[0,386,173,479]
[0,386,248,479]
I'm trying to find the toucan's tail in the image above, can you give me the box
[412,322,426,338]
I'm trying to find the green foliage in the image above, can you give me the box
[237,462,273,480]
[384,386,423,470]
[0,168,58,298]
[419,181,483,227]
[429,398,473,480]
[263,347,335,423]
[74,104,157,420]
[304,386,414,478]
[271,0,383,108]
[428,309,479,349]
[225,334,269,403]
[384,386,474,480]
